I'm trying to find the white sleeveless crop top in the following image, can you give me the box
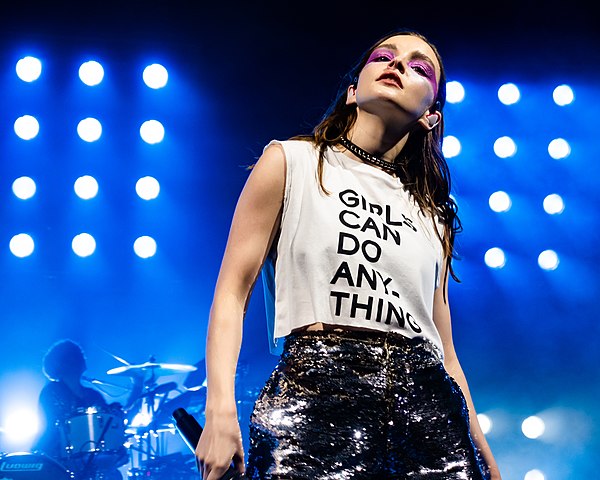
[261,139,445,359]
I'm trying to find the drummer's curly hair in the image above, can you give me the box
[43,339,87,381]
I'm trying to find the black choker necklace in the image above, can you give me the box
[339,136,397,174]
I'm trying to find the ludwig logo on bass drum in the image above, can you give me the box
[0,462,44,471]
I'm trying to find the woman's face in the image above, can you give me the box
[347,34,441,123]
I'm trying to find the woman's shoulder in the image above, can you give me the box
[264,136,314,149]
[267,136,319,159]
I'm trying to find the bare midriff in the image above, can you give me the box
[292,322,376,334]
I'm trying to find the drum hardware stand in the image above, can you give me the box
[77,415,114,479]
[105,355,198,477]
[122,374,176,473]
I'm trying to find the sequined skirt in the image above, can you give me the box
[246,329,489,479]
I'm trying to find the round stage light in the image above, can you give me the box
[2,408,39,444]
[79,60,104,86]
[140,120,165,144]
[548,138,570,159]
[497,82,520,105]
[477,413,492,434]
[543,194,564,215]
[522,415,545,439]
[134,236,157,258]
[9,233,35,258]
[16,56,42,82]
[14,115,40,140]
[493,136,517,158]
[77,117,102,142]
[524,470,545,480]
[484,247,506,269]
[538,250,559,271]
[488,191,512,212]
[442,135,461,158]
[136,176,160,200]
[12,176,36,200]
[553,84,574,106]
[74,175,99,200]
[446,81,465,103]
[72,233,96,257]
[143,63,169,89]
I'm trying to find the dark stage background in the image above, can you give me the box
[0,1,597,479]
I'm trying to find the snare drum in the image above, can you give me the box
[0,451,73,479]
[59,407,126,460]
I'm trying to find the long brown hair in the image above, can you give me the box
[291,29,462,291]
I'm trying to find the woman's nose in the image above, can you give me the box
[388,56,405,73]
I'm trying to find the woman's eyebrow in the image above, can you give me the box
[375,43,397,52]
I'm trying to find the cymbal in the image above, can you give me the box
[107,362,197,377]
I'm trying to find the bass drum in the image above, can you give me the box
[0,451,73,479]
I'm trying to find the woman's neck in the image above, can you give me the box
[347,112,410,161]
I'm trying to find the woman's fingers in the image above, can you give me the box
[233,450,246,475]
[204,462,231,480]
[195,416,244,479]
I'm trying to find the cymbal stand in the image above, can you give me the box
[125,367,172,473]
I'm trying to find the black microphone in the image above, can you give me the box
[172,407,244,480]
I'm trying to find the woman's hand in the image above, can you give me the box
[197,143,285,479]
[195,409,245,480]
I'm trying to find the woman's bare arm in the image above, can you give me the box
[197,143,286,480]
[432,259,502,480]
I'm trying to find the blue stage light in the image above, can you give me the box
[1,407,40,445]
[547,138,570,159]
[15,56,42,82]
[9,233,35,258]
[538,250,559,270]
[143,63,168,89]
[477,413,492,434]
[136,176,160,200]
[543,194,564,215]
[14,115,40,140]
[524,470,545,480]
[72,233,97,257]
[497,82,520,105]
[552,84,574,106]
[522,415,545,439]
[74,175,99,200]
[484,247,506,269]
[493,136,517,158]
[140,120,165,144]
[446,80,465,103]
[77,117,102,142]
[442,135,461,158]
[489,191,512,212]
[134,236,157,258]
[12,176,37,200]
[78,60,104,86]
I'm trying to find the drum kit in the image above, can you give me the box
[0,356,258,480]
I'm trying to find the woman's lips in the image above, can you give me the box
[377,72,402,87]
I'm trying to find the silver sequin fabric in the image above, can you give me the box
[246,329,489,479]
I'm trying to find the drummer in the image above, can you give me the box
[33,339,127,479]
